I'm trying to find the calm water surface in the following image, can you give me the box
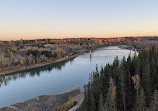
[0,46,135,108]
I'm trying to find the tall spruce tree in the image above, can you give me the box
[134,88,146,111]
[99,93,105,111]
[104,77,117,111]
[143,62,151,107]
[150,89,158,111]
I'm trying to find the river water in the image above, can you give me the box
[0,46,136,108]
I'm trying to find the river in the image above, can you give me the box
[0,46,136,108]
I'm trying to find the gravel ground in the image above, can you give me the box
[0,89,80,111]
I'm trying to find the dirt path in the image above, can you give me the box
[68,93,84,111]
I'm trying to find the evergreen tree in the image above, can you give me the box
[150,89,158,111]
[83,47,158,111]
[104,77,117,111]
[99,93,105,111]
[90,93,96,111]
[134,88,146,111]
[142,62,151,107]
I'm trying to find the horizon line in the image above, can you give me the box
[1,35,158,41]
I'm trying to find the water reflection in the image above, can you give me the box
[90,54,92,63]
[0,46,136,108]
[0,57,75,87]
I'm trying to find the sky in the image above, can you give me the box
[0,0,158,40]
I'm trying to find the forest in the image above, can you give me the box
[83,47,158,111]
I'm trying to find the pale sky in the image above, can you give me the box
[0,0,158,40]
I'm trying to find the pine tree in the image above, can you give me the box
[99,93,105,111]
[90,93,96,111]
[142,62,151,107]
[104,77,117,111]
[115,57,127,111]
[134,88,146,111]
[150,89,158,111]
[126,55,137,110]
[91,66,100,110]
[83,85,89,111]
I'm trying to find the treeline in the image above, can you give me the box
[0,48,65,69]
[83,47,158,111]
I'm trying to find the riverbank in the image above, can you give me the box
[0,88,81,111]
[0,53,79,76]
[118,45,144,52]
[0,45,104,76]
